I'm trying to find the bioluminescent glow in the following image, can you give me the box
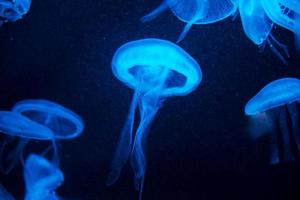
[245,78,300,164]
[0,184,15,200]
[261,0,300,51]
[0,0,31,26]
[141,0,237,42]
[24,154,64,200]
[239,0,290,64]
[0,111,52,174]
[107,38,202,199]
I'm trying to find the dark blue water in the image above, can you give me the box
[0,0,300,199]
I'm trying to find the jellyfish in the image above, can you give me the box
[141,0,238,42]
[24,154,64,200]
[245,78,300,164]
[239,0,290,64]
[0,111,53,174]
[0,0,31,26]
[0,99,84,173]
[261,0,300,51]
[107,38,202,199]
[0,184,15,200]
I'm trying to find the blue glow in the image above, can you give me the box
[0,184,15,200]
[107,38,202,199]
[245,78,300,164]
[141,0,237,42]
[0,0,31,26]
[12,99,85,140]
[24,154,64,200]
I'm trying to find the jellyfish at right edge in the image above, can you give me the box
[24,154,64,200]
[141,0,238,42]
[0,0,31,26]
[245,78,300,164]
[239,0,290,64]
[261,0,300,53]
[107,38,202,199]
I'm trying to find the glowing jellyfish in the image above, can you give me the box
[24,154,64,200]
[239,0,290,64]
[261,0,300,51]
[0,0,31,26]
[0,184,15,200]
[0,111,52,174]
[107,38,202,199]
[141,0,238,42]
[245,78,300,164]
[0,99,84,173]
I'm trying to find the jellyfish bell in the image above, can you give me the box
[245,78,300,164]
[24,154,64,200]
[239,0,290,64]
[0,0,31,26]
[108,38,202,199]
[12,99,84,140]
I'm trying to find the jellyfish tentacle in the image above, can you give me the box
[287,103,300,159]
[140,1,168,23]
[106,88,141,186]
[266,34,289,64]
[177,22,193,43]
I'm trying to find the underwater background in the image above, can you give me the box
[0,0,300,199]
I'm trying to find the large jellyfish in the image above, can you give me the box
[24,154,64,200]
[261,0,300,51]
[141,0,238,42]
[0,99,84,173]
[245,78,300,164]
[239,0,290,64]
[107,38,202,199]
[0,0,31,26]
[0,184,15,200]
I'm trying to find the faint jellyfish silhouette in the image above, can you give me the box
[0,0,31,26]
[12,99,85,164]
[0,99,84,174]
[239,0,290,64]
[107,38,202,199]
[141,0,238,42]
[0,111,53,174]
[261,0,300,51]
[24,154,64,200]
[245,78,300,164]
[0,184,15,200]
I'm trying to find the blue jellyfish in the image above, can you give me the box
[141,0,238,42]
[0,111,52,174]
[0,184,15,200]
[245,78,300,164]
[24,154,64,200]
[239,0,290,64]
[261,0,300,51]
[0,0,31,26]
[0,99,84,173]
[107,38,202,199]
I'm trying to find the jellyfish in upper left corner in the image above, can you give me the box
[106,38,202,199]
[141,0,238,42]
[239,0,290,64]
[24,154,64,200]
[0,0,31,26]
[245,78,300,164]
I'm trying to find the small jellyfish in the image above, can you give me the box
[0,111,52,174]
[141,0,237,42]
[245,78,300,164]
[107,38,202,199]
[261,0,300,50]
[239,0,290,64]
[0,184,15,200]
[0,0,31,26]
[0,99,84,173]
[24,154,64,200]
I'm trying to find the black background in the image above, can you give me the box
[0,0,300,199]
